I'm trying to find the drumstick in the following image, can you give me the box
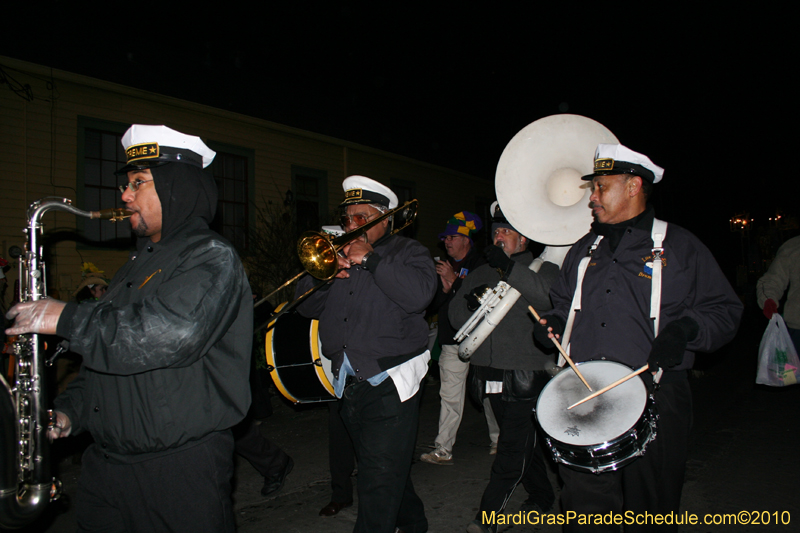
[528,306,592,392]
[567,364,649,410]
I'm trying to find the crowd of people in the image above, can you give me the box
[3,123,768,533]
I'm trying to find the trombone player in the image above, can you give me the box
[294,175,436,533]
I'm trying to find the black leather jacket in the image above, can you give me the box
[55,217,253,461]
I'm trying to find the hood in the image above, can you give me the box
[152,163,218,241]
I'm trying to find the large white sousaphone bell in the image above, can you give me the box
[456,114,618,361]
[496,114,618,246]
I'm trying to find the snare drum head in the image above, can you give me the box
[536,361,647,446]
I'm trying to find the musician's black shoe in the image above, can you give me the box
[261,456,294,497]
[519,497,553,514]
[319,500,353,516]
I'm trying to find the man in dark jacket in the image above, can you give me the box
[295,175,436,533]
[421,211,497,465]
[6,125,252,532]
[536,144,742,532]
[450,203,559,533]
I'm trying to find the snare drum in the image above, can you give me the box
[536,360,657,474]
[265,302,336,404]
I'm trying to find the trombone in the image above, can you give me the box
[255,199,418,330]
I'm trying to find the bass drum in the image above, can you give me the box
[265,302,336,404]
[536,360,658,474]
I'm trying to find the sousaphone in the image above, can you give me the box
[456,114,618,360]
[496,114,618,246]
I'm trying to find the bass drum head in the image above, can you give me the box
[536,360,647,446]
[266,302,335,404]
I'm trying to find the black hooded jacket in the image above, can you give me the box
[55,163,253,461]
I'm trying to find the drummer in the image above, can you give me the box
[535,144,742,531]
[449,202,560,533]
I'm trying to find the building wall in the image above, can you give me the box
[0,56,494,304]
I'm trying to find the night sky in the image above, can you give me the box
[3,3,794,276]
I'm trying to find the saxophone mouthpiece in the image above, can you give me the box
[91,208,134,222]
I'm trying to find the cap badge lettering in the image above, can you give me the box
[594,158,615,172]
[126,142,160,164]
[344,188,363,200]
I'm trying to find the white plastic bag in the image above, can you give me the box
[756,314,800,386]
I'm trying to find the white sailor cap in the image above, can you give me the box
[116,125,216,174]
[582,143,664,184]
[340,175,398,209]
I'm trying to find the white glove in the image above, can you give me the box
[5,298,67,336]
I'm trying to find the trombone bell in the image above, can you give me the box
[296,199,418,282]
[297,232,339,281]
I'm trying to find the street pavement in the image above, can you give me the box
[13,307,800,532]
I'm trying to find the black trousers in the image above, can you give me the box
[233,418,289,478]
[76,430,235,533]
[559,379,692,533]
[341,378,428,533]
[479,394,555,515]
[328,399,356,502]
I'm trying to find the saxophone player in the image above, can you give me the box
[5,125,252,533]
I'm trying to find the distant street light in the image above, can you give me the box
[729,213,752,233]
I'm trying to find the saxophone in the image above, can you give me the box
[1,197,131,529]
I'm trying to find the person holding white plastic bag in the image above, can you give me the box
[757,235,800,352]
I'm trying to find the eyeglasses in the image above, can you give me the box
[442,234,467,242]
[118,179,154,194]
[340,212,377,228]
